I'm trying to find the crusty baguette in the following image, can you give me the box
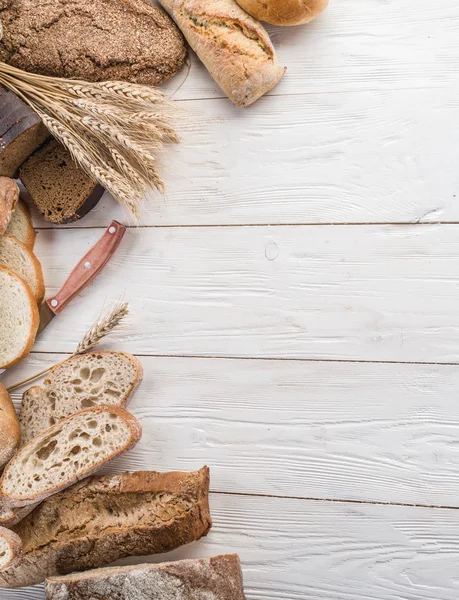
[20,351,143,445]
[0,504,37,529]
[5,199,36,249]
[0,234,45,303]
[0,406,142,508]
[236,0,328,25]
[0,467,211,588]
[45,554,245,600]
[0,265,39,369]
[0,383,20,469]
[159,0,286,107]
[0,177,19,236]
[0,527,22,572]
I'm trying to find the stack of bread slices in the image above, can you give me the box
[0,177,43,370]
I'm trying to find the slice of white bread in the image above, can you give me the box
[0,177,19,236]
[0,234,44,303]
[5,199,35,249]
[0,527,22,572]
[0,406,142,507]
[20,352,143,445]
[0,383,20,469]
[45,555,246,600]
[0,265,39,369]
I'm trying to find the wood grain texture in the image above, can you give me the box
[3,353,459,507]
[28,88,459,227]
[3,493,459,600]
[27,225,459,363]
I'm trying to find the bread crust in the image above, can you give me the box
[0,235,45,303]
[0,383,20,469]
[0,527,22,572]
[0,504,36,529]
[236,0,328,25]
[0,406,143,507]
[0,467,212,588]
[160,0,286,107]
[0,265,39,369]
[0,177,19,235]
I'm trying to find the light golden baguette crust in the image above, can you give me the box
[5,199,35,250]
[0,527,22,572]
[0,384,20,469]
[0,406,142,507]
[0,467,212,588]
[0,178,19,236]
[159,0,286,107]
[0,235,45,303]
[236,0,328,25]
[0,265,39,369]
[45,554,245,600]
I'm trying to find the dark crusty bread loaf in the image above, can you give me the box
[0,467,212,588]
[19,139,104,224]
[0,86,49,177]
[0,0,186,86]
[45,554,246,600]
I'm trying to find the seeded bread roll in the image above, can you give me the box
[0,467,211,588]
[0,383,21,469]
[45,554,245,600]
[236,0,328,25]
[0,177,19,236]
[19,139,104,224]
[159,0,286,107]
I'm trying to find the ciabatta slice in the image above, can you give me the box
[20,352,143,445]
[5,199,35,249]
[0,265,39,369]
[0,235,44,303]
[0,527,22,572]
[0,406,142,507]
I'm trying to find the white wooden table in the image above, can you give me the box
[3,0,459,597]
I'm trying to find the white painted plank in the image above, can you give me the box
[4,353,459,507]
[156,0,459,100]
[26,224,459,363]
[3,493,459,600]
[28,88,459,227]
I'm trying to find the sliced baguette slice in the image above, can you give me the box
[0,406,142,508]
[5,199,35,249]
[0,235,44,303]
[0,504,37,529]
[45,554,245,600]
[0,527,22,572]
[0,467,211,588]
[0,265,39,369]
[20,351,143,445]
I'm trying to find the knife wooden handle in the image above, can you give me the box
[46,221,126,315]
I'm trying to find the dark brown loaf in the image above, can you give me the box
[0,0,187,86]
[45,555,246,600]
[0,467,212,588]
[19,139,104,224]
[0,86,49,177]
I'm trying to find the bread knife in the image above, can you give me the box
[37,221,126,336]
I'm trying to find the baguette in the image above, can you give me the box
[0,406,142,508]
[45,554,245,600]
[0,383,20,469]
[0,467,211,588]
[0,527,22,572]
[236,0,328,25]
[159,0,286,107]
[0,505,36,529]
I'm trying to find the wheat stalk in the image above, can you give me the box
[6,301,130,392]
[0,62,180,217]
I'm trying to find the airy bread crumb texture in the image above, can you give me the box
[0,235,44,302]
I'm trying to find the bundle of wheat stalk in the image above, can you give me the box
[0,62,179,218]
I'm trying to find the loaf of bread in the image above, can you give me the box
[159,0,286,107]
[0,0,186,86]
[45,554,245,600]
[5,199,35,249]
[0,406,142,508]
[0,467,211,588]
[0,86,49,177]
[0,178,19,236]
[19,140,105,224]
[0,235,44,303]
[0,265,39,369]
[0,527,22,572]
[0,383,20,469]
[0,504,36,529]
[20,351,143,445]
[236,0,328,25]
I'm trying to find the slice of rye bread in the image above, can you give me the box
[0,527,22,572]
[5,199,35,249]
[0,235,44,303]
[0,467,211,588]
[19,139,104,224]
[45,554,246,600]
[0,177,19,235]
[0,406,142,508]
[0,265,39,369]
[0,86,49,177]
[20,351,144,445]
